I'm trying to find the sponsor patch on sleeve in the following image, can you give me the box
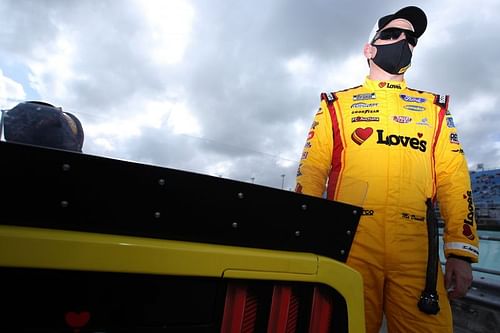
[445,242,479,257]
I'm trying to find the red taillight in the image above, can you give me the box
[307,286,333,333]
[267,285,298,333]
[221,282,336,333]
[221,283,258,333]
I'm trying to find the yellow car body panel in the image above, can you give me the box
[0,224,365,332]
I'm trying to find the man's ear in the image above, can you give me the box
[364,43,377,59]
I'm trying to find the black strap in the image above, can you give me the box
[0,109,5,141]
[417,198,440,315]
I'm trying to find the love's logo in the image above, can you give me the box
[351,127,373,145]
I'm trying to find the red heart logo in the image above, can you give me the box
[462,224,475,240]
[65,311,90,329]
[417,132,423,138]
[378,82,386,88]
[351,127,373,145]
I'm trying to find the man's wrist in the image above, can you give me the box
[447,254,472,263]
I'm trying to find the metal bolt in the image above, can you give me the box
[301,204,307,210]
[60,200,69,208]
[158,179,165,186]
[154,212,161,219]
[295,230,301,237]
[353,209,358,215]
[237,192,244,199]
[340,250,345,255]
[62,164,70,171]
[232,222,238,229]
[346,230,352,236]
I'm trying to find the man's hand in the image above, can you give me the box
[445,257,473,299]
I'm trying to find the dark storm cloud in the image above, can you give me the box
[409,2,500,169]
[180,0,399,150]
[1,0,183,112]
[170,0,406,184]
[122,128,296,188]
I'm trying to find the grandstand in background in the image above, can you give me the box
[470,167,500,229]
[435,166,500,230]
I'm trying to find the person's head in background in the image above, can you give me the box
[1,101,84,152]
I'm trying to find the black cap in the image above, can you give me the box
[378,6,427,38]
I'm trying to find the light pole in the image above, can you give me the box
[250,177,255,184]
[281,174,285,189]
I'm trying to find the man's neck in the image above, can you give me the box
[368,62,405,82]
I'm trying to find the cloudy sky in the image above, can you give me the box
[1,0,499,190]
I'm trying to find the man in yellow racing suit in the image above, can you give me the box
[295,6,479,333]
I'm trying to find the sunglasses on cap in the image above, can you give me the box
[372,27,418,46]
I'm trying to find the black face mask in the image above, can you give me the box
[371,39,413,75]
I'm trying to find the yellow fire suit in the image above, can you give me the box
[296,77,479,333]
